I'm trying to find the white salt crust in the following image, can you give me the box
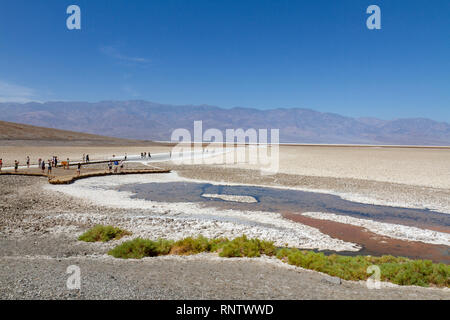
[45,171,449,249]
[301,212,450,246]
[201,193,258,203]
[45,173,360,252]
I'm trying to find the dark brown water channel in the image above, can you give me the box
[116,182,450,263]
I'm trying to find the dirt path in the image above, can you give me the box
[0,165,170,184]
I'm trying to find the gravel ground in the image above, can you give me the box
[2,252,449,300]
[0,173,449,300]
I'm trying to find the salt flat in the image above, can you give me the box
[213,145,450,189]
[1,144,449,299]
[164,145,450,214]
[3,144,449,189]
[0,145,172,167]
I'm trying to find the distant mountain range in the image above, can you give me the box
[0,101,449,145]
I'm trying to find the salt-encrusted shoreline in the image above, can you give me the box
[162,165,450,215]
[45,171,449,249]
[201,193,258,203]
[45,174,360,252]
[302,212,450,246]
[2,171,449,299]
[180,175,450,215]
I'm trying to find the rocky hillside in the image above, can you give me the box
[1,101,449,145]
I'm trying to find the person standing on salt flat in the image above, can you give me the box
[47,160,52,175]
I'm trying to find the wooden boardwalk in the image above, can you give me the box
[0,167,171,185]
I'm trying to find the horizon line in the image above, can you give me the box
[0,99,447,124]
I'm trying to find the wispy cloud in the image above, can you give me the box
[0,80,39,103]
[100,45,150,65]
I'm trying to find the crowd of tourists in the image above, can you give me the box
[1,153,132,176]
[3,154,89,175]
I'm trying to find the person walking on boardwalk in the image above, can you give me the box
[41,160,45,173]
[77,163,81,176]
[14,160,19,172]
[124,153,127,161]
[47,160,52,175]
[86,154,90,163]
[26,156,30,168]
[0,158,2,172]
[108,161,112,173]
[119,160,124,172]
[38,158,42,168]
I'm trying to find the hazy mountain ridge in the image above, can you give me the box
[0,101,449,145]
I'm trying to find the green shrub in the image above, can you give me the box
[78,225,131,242]
[276,249,450,287]
[275,247,292,260]
[379,260,449,287]
[108,238,170,259]
[218,235,276,258]
[105,234,450,287]
[171,236,213,255]
[155,238,175,255]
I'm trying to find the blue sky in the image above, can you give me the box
[0,0,449,121]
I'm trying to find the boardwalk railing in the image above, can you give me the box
[0,168,171,185]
